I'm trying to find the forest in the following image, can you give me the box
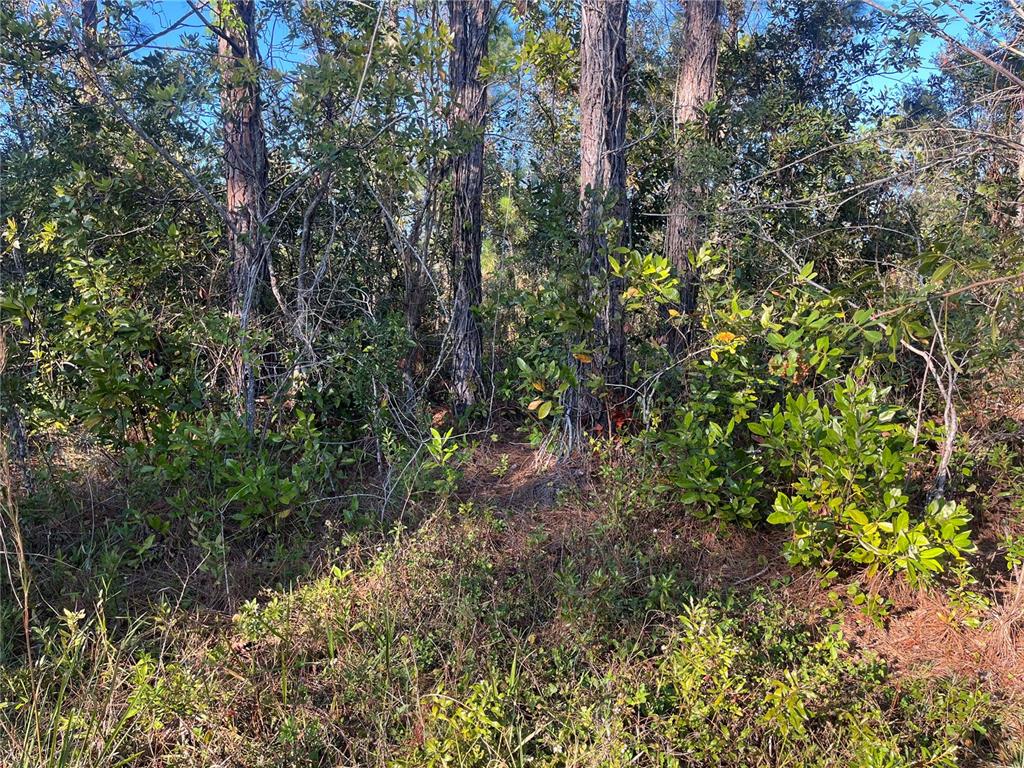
[1,0,1024,765]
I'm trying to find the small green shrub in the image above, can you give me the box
[651,268,977,586]
[1000,533,1024,571]
[421,427,467,497]
[753,377,974,581]
[655,273,858,526]
[125,409,341,531]
[659,401,765,523]
[406,673,526,768]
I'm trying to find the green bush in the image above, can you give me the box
[659,402,765,523]
[752,378,974,581]
[126,410,342,531]
[654,269,858,526]
[399,590,996,768]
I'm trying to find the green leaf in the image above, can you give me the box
[848,508,869,527]
[853,308,874,325]
[929,262,954,285]
[767,510,794,524]
[894,509,909,534]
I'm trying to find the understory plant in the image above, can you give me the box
[125,409,343,531]
[753,376,974,581]
[651,266,976,583]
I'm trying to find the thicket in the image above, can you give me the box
[2,0,1024,765]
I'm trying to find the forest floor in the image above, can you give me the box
[4,436,1024,766]
[462,441,1024,692]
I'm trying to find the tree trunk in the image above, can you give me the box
[77,0,101,103]
[81,0,97,54]
[572,0,628,433]
[218,0,269,433]
[724,0,743,49]
[664,0,721,354]
[449,0,490,416]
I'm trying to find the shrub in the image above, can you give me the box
[752,377,974,581]
[125,410,342,531]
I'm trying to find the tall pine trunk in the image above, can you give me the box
[77,0,100,102]
[449,0,489,417]
[218,0,269,432]
[571,0,628,436]
[664,0,721,353]
[81,0,97,53]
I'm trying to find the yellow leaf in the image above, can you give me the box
[573,353,593,364]
[714,331,737,344]
[667,308,681,318]
[528,398,542,411]
[532,381,544,392]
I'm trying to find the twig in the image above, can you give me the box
[872,272,1024,320]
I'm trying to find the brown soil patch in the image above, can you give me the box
[459,440,578,512]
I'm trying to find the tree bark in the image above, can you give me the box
[449,0,490,416]
[664,0,721,353]
[572,0,628,432]
[81,0,98,55]
[77,0,101,103]
[218,0,269,433]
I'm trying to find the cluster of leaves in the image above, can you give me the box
[756,382,973,583]
[637,254,979,583]
[124,410,346,532]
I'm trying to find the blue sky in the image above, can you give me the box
[124,0,982,96]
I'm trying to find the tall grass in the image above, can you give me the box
[0,603,144,767]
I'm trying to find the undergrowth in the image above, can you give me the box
[1,496,1014,767]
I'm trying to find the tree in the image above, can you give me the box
[217,0,269,433]
[664,0,722,352]
[574,0,628,430]
[860,0,1024,229]
[81,0,98,55]
[449,0,490,416]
